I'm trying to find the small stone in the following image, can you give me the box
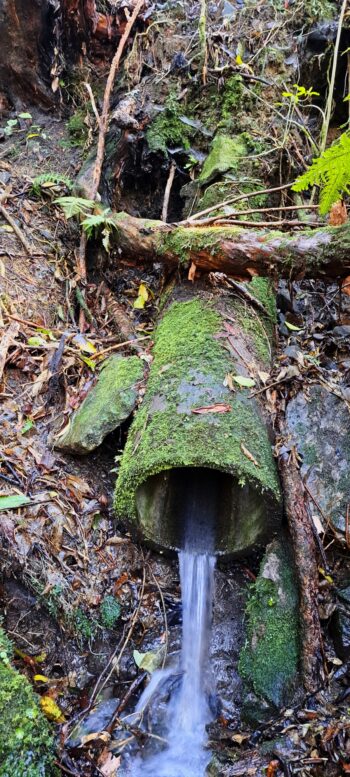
[332,609,350,660]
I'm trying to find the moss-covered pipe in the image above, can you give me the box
[115,282,281,556]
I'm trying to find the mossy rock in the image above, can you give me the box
[115,295,281,555]
[0,627,56,776]
[239,538,300,715]
[54,355,144,454]
[199,133,247,185]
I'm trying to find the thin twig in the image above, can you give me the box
[0,322,20,382]
[147,561,168,669]
[180,182,293,224]
[0,201,34,256]
[161,162,176,222]
[84,82,101,128]
[205,218,320,228]
[76,0,144,325]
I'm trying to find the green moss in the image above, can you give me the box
[99,596,121,629]
[146,94,194,155]
[199,134,247,184]
[115,298,281,528]
[239,541,299,707]
[70,608,97,641]
[67,110,89,147]
[196,179,268,220]
[156,224,241,263]
[0,627,56,776]
[54,355,144,454]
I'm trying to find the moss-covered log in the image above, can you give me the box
[110,211,350,280]
[115,283,282,556]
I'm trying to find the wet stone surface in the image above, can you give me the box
[286,384,350,532]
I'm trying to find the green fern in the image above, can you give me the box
[292,132,350,215]
[31,172,73,195]
[54,195,95,219]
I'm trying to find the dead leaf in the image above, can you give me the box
[328,200,347,226]
[81,731,111,746]
[192,403,231,414]
[341,275,350,297]
[266,761,280,777]
[98,752,121,777]
[51,76,60,93]
[223,373,235,391]
[188,261,197,282]
[240,442,260,467]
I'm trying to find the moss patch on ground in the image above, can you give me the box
[115,298,281,533]
[0,626,56,776]
[239,539,299,709]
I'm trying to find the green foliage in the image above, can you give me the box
[31,173,73,196]
[99,595,121,629]
[54,196,95,219]
[0,627,57,776]
[146,94,194,154]
[292,132,350,215]
[67,109,89,147]
[239,542,299,708]
[82,211,118,251]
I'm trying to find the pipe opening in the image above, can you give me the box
[136,467,279,557]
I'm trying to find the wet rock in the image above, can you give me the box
[331,609,350,661]
[54,355,144,454]
[286,385,350,532]
[239,538,300,715]
[67,697,119,748]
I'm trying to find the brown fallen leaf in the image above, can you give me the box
[81,730,111,746]
[223,373,235,391]
[98,751,121,777]
[341,275,350,297]
[328,200,347,225]
[240,442,260,467]
[192,403,231,414]
[188,261,197,282]
[266,761,280,777]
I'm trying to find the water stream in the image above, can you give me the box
[123,547,216,776]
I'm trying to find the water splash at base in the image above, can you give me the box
[123,550,216,777]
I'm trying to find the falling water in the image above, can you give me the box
[123,547,216,777]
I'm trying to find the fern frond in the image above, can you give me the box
[292,132,350,215]
[54,196,95,219]
[32,172,73,195]
[82,212,116,238]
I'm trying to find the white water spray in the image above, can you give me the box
[123,548,216,777]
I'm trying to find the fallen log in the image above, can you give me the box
[109,211,350,281]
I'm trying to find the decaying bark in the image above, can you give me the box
[278,421,323,693]
[109,212,350,281]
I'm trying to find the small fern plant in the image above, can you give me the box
[292,131,350,215]
[31,172,73,196]
[55,196,118,252]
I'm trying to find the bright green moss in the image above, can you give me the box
[146,95,194,154]
[99,596,121,629]
[239,541,299,707]
[199,134,247,184]
[54,355,144,454]
[0,627,57,776]
[115,298,281,526]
